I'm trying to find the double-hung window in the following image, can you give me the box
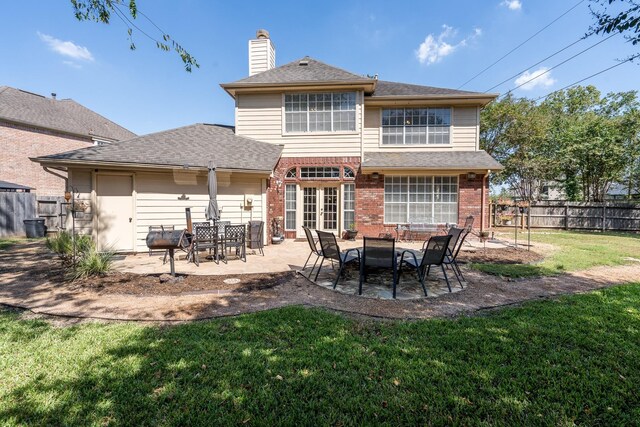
[285,92,356,133]
[384,176,458,224]
[381,108,451,145]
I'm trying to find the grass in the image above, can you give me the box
[1,285,639,425]
[472,231,640,278]
[0,238,20,251]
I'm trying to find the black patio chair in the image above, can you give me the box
[359,237,398,298]
[302,226,323,278]
[223,224,246,262]
[315,230,360,288]
[215,220,231,239]
[444,227,472,286]
[248,220,265,256]
[192,224,220,266]
[399,234,452,295]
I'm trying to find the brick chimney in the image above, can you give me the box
[248,29,275,76]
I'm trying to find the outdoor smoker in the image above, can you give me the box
[145,229,190,276]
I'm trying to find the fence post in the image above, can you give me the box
[564,201,569,230]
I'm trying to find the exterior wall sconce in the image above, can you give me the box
[275,178,283,193]
[467,172,477,180]
[371,172,380,180]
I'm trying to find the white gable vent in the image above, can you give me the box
[299,59,309,66]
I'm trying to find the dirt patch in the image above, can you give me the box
[70,271,296,296]
[457,247,544,265]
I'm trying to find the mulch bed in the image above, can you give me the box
[457,247,544,264]
[69,271,296,296]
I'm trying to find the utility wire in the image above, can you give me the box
[533,54,640,102]
[498,33,617,99]
[484,37,584,93]
[457,0,585,89]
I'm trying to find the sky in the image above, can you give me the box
[1,0,638,136]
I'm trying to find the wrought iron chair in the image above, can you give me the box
[223,224,246,262]
[315,230,360,288]
[399,234,453,295]
[359,237,398,298]
[444,227,472,286]
[192,224,220,266]
[302,226,323,278]
[248,220,265,256]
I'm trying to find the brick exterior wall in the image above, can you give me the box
[0,121,92,196]
[266,155,490,240]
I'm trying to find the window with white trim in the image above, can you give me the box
[285,92,356,133]
[384,176,458,224]
[343,183,355,229]
[285,184,296,230]
[381,108,451,145]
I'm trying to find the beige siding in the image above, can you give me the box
[248,39,275,76]
[66,169,93,236]
[362,106,479,152]
[235,92,363,157]
[134,171,265,252]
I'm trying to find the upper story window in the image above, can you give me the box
[284,92,356,133]
[381,108,451,145]
[285,168,297,179]
[300,167,340,179]
[343,167,355,179]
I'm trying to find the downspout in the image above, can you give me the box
[43,166,68,190]
[482,170,490,231]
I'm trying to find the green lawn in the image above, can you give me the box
[1,285,639,425]
[472,231,640,278]
[0,238,20,251]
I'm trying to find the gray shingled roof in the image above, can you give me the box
[362,151,503,170]
[33,123,283,172]
[227,57,373,85]
[0,86,136,141]
[0,180,32,190]
[370,80,485,97]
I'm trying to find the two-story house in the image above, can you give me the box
[32,30,502,252]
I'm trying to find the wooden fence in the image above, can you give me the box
[491,201,640,231]
[0,193,66,237]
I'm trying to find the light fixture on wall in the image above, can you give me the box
[275,178,283,193]
[372,172,380,180]
[467,172,477,180]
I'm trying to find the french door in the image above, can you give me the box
[302,185,339,232]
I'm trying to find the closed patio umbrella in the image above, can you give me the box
[205,160,220,221]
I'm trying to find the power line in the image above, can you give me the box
[498,33,617,99]
[457,0,585,89]
[484,37,584,93]
[533,54,640,102]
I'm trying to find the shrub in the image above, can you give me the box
[72,246,114,280]
[46,232,114,279]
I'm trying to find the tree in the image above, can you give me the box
[543,86,640,201]
[70,0,199,72]
[480,95,554,201]
[589,0,640,46]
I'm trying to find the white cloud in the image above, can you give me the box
[415,25,482,65]
[38,32,94,61]
[501,0,522,10]
[514,67,556,90]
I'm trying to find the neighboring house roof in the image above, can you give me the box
[228,57,372,85]
[32,123,283,173]
[0,180,32,191]
[0,86,136,141]
[361,151,504,171]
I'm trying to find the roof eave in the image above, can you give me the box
[220,80,377,98]
[0,116,128,142]
[365,93,498,107]
[30,157,276,175]
[361,165,503,172]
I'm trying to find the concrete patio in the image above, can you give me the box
[113,237,507,300]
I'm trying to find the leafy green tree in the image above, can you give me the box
[589,0,640,46]
[543,86,640,201]
[70,0,199,71]
[481,95,554,201]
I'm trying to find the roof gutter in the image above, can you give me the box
[31,157,274,175]
[43,166,69,191]
[220,80,377,98]
[365,93,498,107]
[1,117,121,142]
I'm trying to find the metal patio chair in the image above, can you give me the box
[315,230,360,288]
[302,226,323,278]
[399,234,453,295]
[223,224,246,262]
[359,237,398,298]
[444,226,472,286]
[192,224,220,266]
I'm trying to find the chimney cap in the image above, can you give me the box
[256,29,270,39]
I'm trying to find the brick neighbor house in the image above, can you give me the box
[0,86,135,197]
[33,30,502,252]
